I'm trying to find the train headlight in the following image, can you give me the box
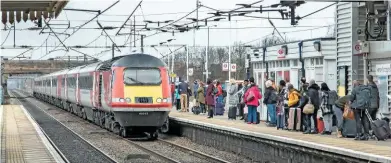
[125,98,131,103]
[156,98,162,103]
[162,98,168,103]
[119,98,125,103]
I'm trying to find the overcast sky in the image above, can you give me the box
[0,0,335,61]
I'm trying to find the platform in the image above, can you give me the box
[169,110,391,163]
[0,105,66,163]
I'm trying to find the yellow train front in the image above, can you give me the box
[108,54,172,138]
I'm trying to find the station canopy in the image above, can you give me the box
[1,0,68,24]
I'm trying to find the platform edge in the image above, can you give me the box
[170,116,391,163]
[20,105,68,163]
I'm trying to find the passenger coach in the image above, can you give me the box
[33,54,172,139]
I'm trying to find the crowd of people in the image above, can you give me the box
[172,75,382,140]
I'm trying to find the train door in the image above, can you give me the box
[98,74,103,107]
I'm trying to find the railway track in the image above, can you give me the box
[10,90,118,163]
[13,90,232,163]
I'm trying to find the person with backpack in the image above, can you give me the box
[304,79,320,134]
[350,80,371,140]
[264,80,278,127]
[320,83,334,135]
[243,77,262,124]
[206,78,215,118]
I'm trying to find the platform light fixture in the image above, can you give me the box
[313,40,321,52]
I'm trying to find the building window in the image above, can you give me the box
[293,59,298,66]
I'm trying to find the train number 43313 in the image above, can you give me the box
[139,112,149,115]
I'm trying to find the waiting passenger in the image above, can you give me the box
[320,83,333,135]
[350,80,371,141]
[264,80,277,127]
[197,82,206,114]
[305,79,320,134]
[178,79,189,112]
[174,85,181,111]
[366,75,380,138]
[206,78,215,118]
[333,95,352,138]
[243,77,261,124]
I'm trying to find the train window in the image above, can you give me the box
[123,68,161,85]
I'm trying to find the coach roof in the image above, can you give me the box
[112,53,166,68]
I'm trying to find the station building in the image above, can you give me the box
[250,38,336,121]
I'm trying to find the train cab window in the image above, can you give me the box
[123,68,161,85]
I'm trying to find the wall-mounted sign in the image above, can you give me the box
[278,45,288,59]
[375,64,391,76]
[353,40,369,55]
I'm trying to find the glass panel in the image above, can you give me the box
[284,71,290,83]
[124,68,161,85]
[276,71,283,84]
[293,59,298,66]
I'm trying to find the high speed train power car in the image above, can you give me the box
[33,54,172,139]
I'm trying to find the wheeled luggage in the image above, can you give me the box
[192,106,201,115]
[342,118,357,138]
[365,109,391,141]
[228,106,237,120]
[287,107,301,131]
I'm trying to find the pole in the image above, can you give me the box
[133,15,136,47]
[171,47,175,74]
[112,43,115,58]
[186,45,189,81]
[228,21,232,81]
[364,53,368,85]
[13,23,16,47]
[140,35,144,53]
[206,27,209,80]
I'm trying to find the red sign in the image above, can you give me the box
[355,44,361,51]
[277,49,285,59]
[278,49,283,54]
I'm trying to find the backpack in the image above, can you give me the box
[327,90,338,105]
[355,85,371,109]
[222,90,227,97]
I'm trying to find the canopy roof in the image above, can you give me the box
[1,0,68,24]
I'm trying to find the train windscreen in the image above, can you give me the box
[123,68,162,85]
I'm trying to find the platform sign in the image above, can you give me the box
[222,63,229,71]
[188,68,193,76]
[231,64,237,72]
[375,64,391,76]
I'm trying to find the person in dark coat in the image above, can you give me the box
[263,80,277,126]
[320,83,333,135]
[205,78,215,118]
[367,75,379,129]
[350,80,371,141]
[304,79,320,134]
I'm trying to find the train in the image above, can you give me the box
[33,54,172,139]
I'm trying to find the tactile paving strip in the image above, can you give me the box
[2,105,56,163]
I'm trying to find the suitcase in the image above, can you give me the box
[228,106,237,120]
[317,118,325,133]
[214,102,225,115]
[342,118,357,138]
[288,107,301,131]
[256,112,261,124]
[277,113,285,129]
[365,109,391,141]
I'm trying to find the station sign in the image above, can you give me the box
[277,45,288,59]
[188,68,193,76]
[222,63,236,72]
[375,64,391,76]
[353,40,369,55]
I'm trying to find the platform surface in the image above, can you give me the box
[1,105,65,163]
[169,109,391,163]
